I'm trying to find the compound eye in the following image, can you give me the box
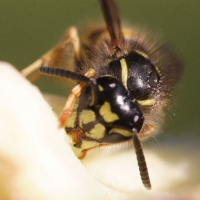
[97,76,117,90]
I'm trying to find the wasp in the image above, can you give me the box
[22,0,181,190]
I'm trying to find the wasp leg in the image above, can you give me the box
[78,149,89,160]
[21,26,80,80]
[58,68,95,127]
[21,59,43,81]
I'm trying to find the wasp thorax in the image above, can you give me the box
[125,51,160,100]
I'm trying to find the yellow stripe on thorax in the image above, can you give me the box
[120,58,128,89]
[134,49,149,59]
[137,99,155,106]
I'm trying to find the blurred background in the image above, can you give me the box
[0,0,200,196]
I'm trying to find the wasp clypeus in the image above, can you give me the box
[22,0,181,190]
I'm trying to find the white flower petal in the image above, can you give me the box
[0,62,110,200]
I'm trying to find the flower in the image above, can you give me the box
[0,62,109,200]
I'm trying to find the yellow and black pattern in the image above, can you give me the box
[65,41,179,149]
[66,72,146,149]
[39,0,181,190]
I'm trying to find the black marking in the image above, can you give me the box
[74,139,82,148]
[82,121,96,132]
[65,127,74,133]
[125,51,160,100]
[107,59,122,80]
[101,131,132,144]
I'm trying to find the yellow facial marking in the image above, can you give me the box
[134,49,149,59]
[65,110,77,128]
[98,85,104,91]
[89,88,95,106]
[120,58,128,89]
[99,101,119,122]
[109,128,131,137]
[79,140,99,149]
[86,123,106,140]
[138,99,155,106]
[79,110,96,127]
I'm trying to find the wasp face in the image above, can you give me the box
[79,76,144,144]
[97,76,144,133]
